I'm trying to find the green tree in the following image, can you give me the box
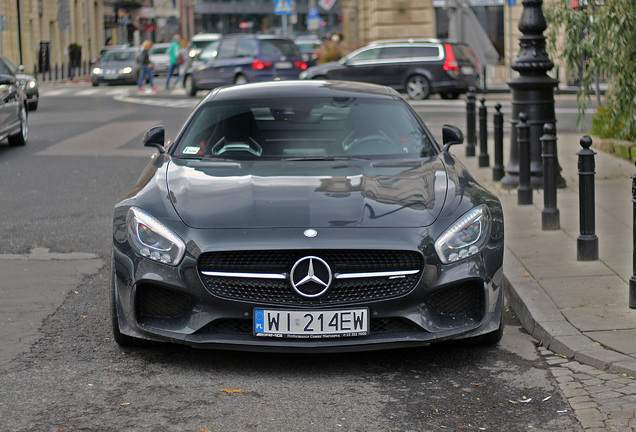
[545,0,636,141]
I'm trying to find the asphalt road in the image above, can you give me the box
[0,86,584,431]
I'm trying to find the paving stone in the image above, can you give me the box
[556,374,575,383]
[563,387,589,398]
[570,401,598,410]
[608,410,635,420]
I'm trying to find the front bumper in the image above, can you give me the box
[112,225,504,352]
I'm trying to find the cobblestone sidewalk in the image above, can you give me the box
[541,347,636,431]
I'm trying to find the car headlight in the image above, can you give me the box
[27,79,36,88]
[434,205,491,264]
[189,49,196,57]
[122,67,132,74]
[126,207,186,265]
[93,67,103,74]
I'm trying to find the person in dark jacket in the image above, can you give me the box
[137,40,156,93]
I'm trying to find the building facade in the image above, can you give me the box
[0,0,105,75]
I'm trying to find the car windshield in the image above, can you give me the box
[150,47,168,55]
[102,50,136,62]
[173,97,436,160]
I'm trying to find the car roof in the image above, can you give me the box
[368,38,463,45]
[221,34,294,41]
[203,80,402,103]
[192,33,222,41]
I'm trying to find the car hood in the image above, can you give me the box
[166,158,449,229]
[96,60,136,67]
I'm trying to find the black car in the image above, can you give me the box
[183,34,306,96]
[0,57,28,146]
[300,39,479,100]
[111,80,504,351]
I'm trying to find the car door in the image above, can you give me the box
[373,46,414,87]
[326,47,382,84]
[0,59,19,135]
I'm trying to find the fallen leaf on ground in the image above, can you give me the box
[220,388,243,394]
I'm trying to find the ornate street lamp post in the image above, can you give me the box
[501,0,566,189]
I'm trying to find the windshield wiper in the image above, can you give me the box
[282,156,367,161]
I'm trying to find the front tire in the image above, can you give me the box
[8,104,28,146]
[234,74,248,85]
[184,75,197,97]
[406,74,431,100]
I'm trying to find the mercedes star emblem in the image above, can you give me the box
[290,256,332,298]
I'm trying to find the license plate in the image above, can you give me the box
[276,61,292,69]
[105,73,118,79]
[461,66,474,75]
[254,308,369,338]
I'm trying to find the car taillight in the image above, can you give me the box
[294,60,308,70]
[252,59,273,70]
[443,44,459,71]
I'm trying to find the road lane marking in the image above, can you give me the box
[36,120,161,157]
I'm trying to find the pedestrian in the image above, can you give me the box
[137,40,156,93]
[166,34,182,89]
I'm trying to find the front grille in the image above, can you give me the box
[198,250,423,306]
[199,317,421,335]
[427,283,484,317]
[136,283,192,322]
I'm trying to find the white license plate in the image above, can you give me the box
[276,61,292,69]
[461,66,474,75]
[254,308,369,338]
[105,73,118,79]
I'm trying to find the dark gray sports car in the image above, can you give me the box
[111,80,504,352]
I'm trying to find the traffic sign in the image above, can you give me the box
[274,0,293,15]
[508,0,516,5]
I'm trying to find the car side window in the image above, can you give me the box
[0,60,11,75]
[217,39,239,59]
[378,47,412,60]
[347,48,380,63]
[411,46,442,60]
[236,39,258,57]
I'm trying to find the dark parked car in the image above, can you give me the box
[91,47,142,86]
[0,56,39,111]
[300,39,480,100]
[0,56,28,146]
[183,34,307,96]
[180,40,219,91]
[111,80,504,351]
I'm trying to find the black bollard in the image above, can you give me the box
[517,112,532,205]
[55,64,58,80]
[577,136,599,261]
[48,65,52,81]
[541,123,560,230]
[630,162,636,308]
[465,90,476,157]
[493,103,504,181]
[478,98,490,167]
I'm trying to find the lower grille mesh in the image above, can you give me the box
[427,283,483,317]
[136,284,191,322]
[200,317,421,335]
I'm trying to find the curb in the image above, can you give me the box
[504,248,636,377]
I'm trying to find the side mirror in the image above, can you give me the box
[143,125,166,153]
[442,124,464,152]
[0,74,16,85]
